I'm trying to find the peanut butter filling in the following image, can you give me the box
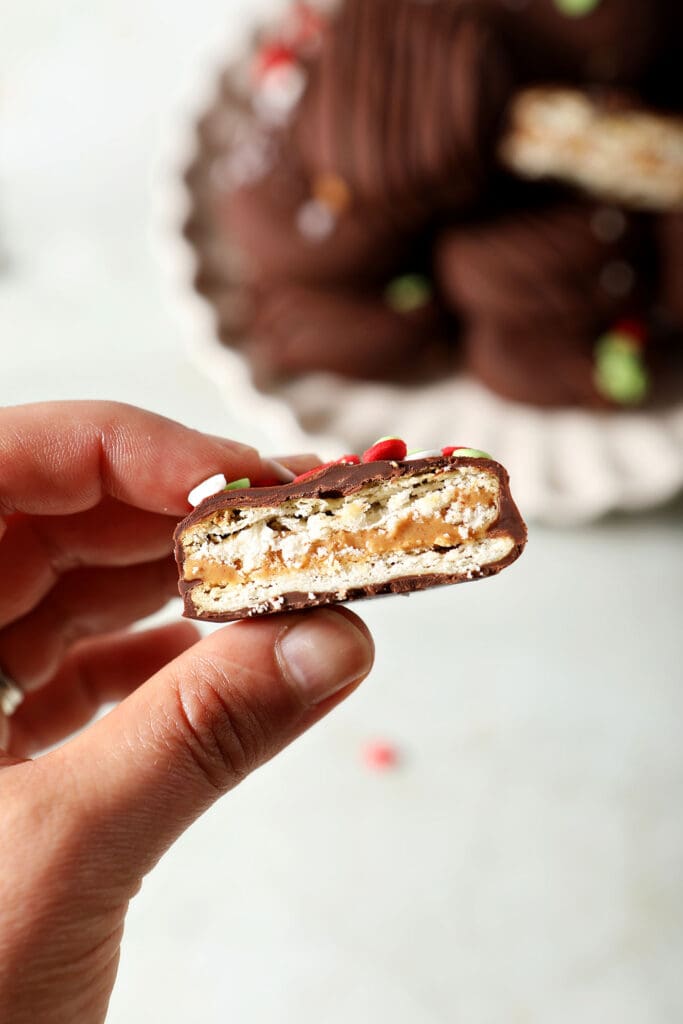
[184,505,494,588]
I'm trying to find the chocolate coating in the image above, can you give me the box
[657,214,683,327]
[175,456,527,622]
[462,319,607,407]
[437,201,652,323]
[246,282,454,383]
[224,138,407,287]
[435,201,656,406]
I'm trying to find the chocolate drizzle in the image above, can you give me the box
[295,0,513,220]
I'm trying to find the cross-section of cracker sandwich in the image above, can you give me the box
[175,455,526,621]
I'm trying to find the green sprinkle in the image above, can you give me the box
[377,435,401,442]
[384,274,433,314]
[594,333,649,406]
[224,478,251,491]
[454,448,492,460]
[553,0,600,16]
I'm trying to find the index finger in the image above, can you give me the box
[0,401,264,518]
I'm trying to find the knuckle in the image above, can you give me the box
[170,655,270,794]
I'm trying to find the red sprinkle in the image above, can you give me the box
[362,438,407,463]
[254,42,297,79]
[613,318,647,346]
[293,455,360,484]
[362,741,400,772]
[441,446,467,457]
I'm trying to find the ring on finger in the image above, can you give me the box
[0,667,24,717]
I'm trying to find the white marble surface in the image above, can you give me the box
[1,4,682,1022]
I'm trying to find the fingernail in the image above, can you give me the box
[261,458,296,483]
[276,611,373,706]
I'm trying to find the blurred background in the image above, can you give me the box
[1,2,682,1022]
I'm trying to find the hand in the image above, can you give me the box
[0,401,374,1024]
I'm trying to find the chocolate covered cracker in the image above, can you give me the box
[175,443,527,622]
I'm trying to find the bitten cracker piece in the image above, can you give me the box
[500,87,683,212]
[175,451,526,622]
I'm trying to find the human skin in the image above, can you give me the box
[0,401,374,1024]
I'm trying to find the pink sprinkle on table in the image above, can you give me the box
[362,741,400,771]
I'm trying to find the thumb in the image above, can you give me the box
[49,608,373,888]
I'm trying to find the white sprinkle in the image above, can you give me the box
[188,474,228,508]
[255,63,307,123]
[404,449,442,461]
[296,198,336,241]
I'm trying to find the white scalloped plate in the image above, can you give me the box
[154,7,683,526]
